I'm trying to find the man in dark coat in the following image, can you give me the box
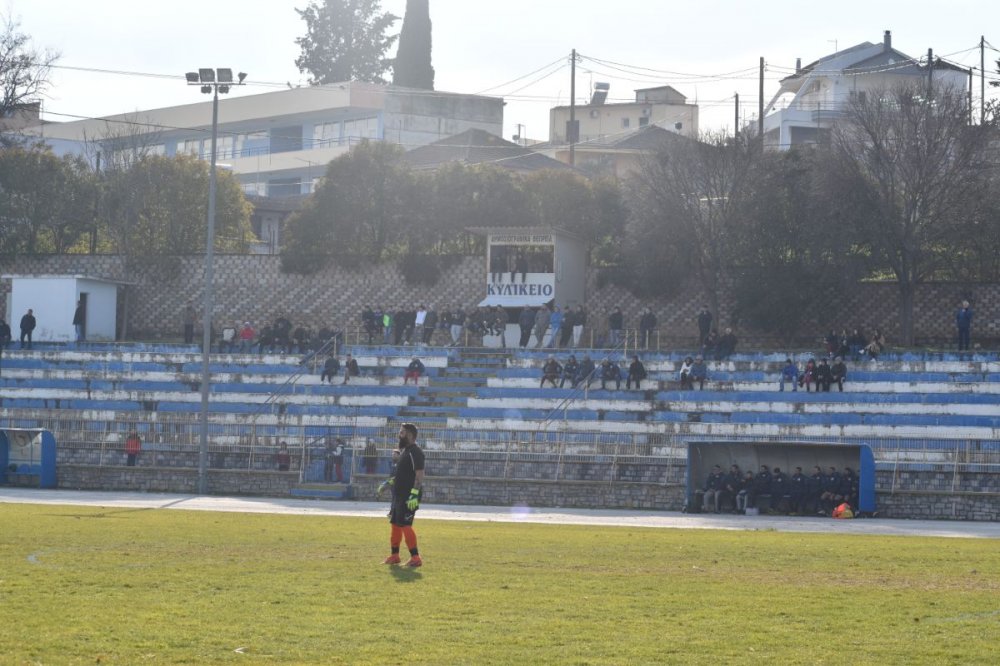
[20,309,36,349]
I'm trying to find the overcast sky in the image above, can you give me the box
[15,0,1000,142]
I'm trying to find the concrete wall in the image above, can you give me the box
[0,254,997,346]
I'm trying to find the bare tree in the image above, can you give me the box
[824,84,995,345]
[0,15,58,118]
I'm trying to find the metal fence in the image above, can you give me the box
[3,410,999,489]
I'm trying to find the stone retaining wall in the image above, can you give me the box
[2,254,997,346]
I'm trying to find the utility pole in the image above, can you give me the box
[982,36,986,124]
[569,49,577,167]
[91,151,100,254]
[969,68,974,124]
[734,93,740,137]
[927,48,934,97]
[758,57,765,140]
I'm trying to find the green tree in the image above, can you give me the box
[730,149,860,341]
[392,0,434,89]
[824,84,994,345]
[295,0,399,85]
[627,131,759,314]
[282,140,411,271]
[0,147,95,254]
[101,154,253,256]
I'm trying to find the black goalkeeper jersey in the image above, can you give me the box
[393,444,425,495]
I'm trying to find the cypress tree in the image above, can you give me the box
[392,0,434,90]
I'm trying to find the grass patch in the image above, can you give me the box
[2,503,998,664]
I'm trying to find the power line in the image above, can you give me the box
[474,55,569,95]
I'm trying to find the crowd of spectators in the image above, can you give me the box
[697,463,860,517]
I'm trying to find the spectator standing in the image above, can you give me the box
[363,438,378,474]
[183,304,196,344]
[541,357,562,388]
[321,356,341,383]
[324,436,345,483]
[238,322,255,353]
[413,305,427,344]
[690,355,707,390]
[533,305,551,348]
[626,356,647,390]
[518,307,535,348]
[19,309,36,349]
[701,330,719,359]
[514,251,528,283]
[599,359,621,390]
[848,328,866,361]
[815,358,834,392]
[608,307,624,348]
[956,300,973,351]
[382,310,394,344]
[343,354,360,384]
[0,318,11,351]
[679,356,695,390]
[559,307,575,348]
[423,307,438,345]
[275,441,291,471]
[572,306,587,348]
[449,306,465,346]
[702,465,726,513]
[547,306,563,348]
[696,307,713,346]
[779,358,799,392]
[404,357,425,385]
[73,300,86,342]
[639,307,657,350]
[124,431,141,467]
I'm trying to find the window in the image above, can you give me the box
[214,135,235,160]
[176,139,201,156]
[621,117,630,129]
[235,131,268,157]
[343,116,378,141]
[312,121,341,147]
[639,116,649,127]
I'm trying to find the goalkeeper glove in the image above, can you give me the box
[406,488,421,511]
[376,478,394,498]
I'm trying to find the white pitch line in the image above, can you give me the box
[2,488,998,540]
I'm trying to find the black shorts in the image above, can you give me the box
[389,498,417,526]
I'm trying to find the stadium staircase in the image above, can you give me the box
[391,349,509,429]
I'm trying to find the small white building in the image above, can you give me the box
[549,85,699,145]
[2,275,121,342]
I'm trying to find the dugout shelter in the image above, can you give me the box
[686,440,876,513]
[0,428,57,488]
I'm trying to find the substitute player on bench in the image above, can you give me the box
[382,423,425,568]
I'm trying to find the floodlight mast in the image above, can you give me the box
[185,68,246,495]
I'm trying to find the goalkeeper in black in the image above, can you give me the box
[379,423,425,568]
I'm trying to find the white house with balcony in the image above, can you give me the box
[762,31,969,150]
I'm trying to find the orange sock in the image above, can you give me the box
[390,525,403,553]
[401,526,418,556]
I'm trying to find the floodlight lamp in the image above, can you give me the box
[217,68,233,83]
[185,72,200,83]
[218,84,231,94]
[201,85,212,94]
[237,72,247,84]
[198,68,215,83]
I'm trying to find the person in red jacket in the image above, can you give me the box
[125,431,141,467]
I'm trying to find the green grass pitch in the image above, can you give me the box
[2,503,998,664]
